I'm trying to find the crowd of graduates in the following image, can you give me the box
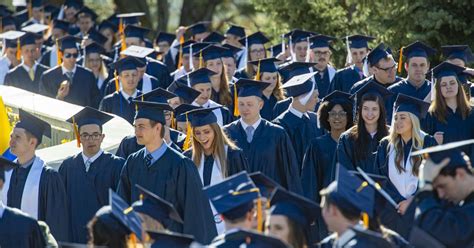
[0,0,474,247]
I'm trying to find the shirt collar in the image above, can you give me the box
[336,224,364,247]
[61,64,77,75]
[289,106,308,118]
[145,142,168,165]
[240,117,262,131]
[121,90,138,100]
[21,62,38,72]
[192,100,210,108]
[82,149,104,164]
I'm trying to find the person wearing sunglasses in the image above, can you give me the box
[39,35,101,108]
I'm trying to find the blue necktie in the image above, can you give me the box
[145,154,153,167]
[245,126,254,143]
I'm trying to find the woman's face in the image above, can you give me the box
[265,214,290,244]
[361,100,380,126]
[328,104,348,132]
[193,83,212,105]
[206,58,223,77]
[249,44,266,61]
[99,28,114,45]
[439,75,459,99]
[168,97,182,109]
[394,112,412,136]
[194,124,215,151]
[86,53,102,72]
[260,72,278,92]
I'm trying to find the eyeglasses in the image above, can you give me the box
[164,110,172,120]
[376,63,398,72]
[64,53,79,59]
[80,133,102,140]
[250,48,265,54]
[328,111,347,118]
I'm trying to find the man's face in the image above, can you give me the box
[62,48,78,68]
[405,57,429,83]
[79,124,104,155]
[21,44,38,63]
[433,170,466,204]
[157,41,170,54]
[120,70,139,91]
[313,47,331,69]
[225,33,241,47]
[78,16,94,33]
[9,128,36,156]
[32,7,43,21]
[373,57,397,84]
[350,47,369,66]
[294,41,309,62]
[238,96,263,122]
[134,118,161,146]
[125,37,142,48]
[64,7,78,23]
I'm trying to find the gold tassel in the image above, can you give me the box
[0,17,3,34]
[27,2,32,19]
[256,197,263,232]
[183,114,192,150]
[119,19,126,57]
[177,36,185,68]
[362,212,369,228]
[16,38,21,61]
[72,116,81,148]
[56,39,62,65]
[255,60,261,81]
[199,51,203,69]
[170,111,176,129]
[114,70,120,93]
[233,84,239,117]
[398,46,404,73]
[128,233,137,248]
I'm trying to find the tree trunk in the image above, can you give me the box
[156,0,170,31]
[179,0,223,26]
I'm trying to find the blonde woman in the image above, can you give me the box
[84,42,109,98]
[374,94,437,212]
[183,107,248,234]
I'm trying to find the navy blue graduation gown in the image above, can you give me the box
[373,135,437,203]
[329,65,365,93]
[422,109,474,160]
[117,146,217,244]
[272,110,324,169]
[183,147,248,178]
[163,51,177,72]
[387,79,431,101]
[272,98,292,120]
[115,131,185,159]
[0,206,46,248]
[58,152,125,243]
[412,191,474,248]
[4,64,49,93]
[233,67,250,79]
[314,67,332,98]
[318,228,394,248]
[7,165,69,241]
[39,65,101,108]
[103,75,162,97]
[335,127,380,174]
[145,58,173,88]
[260,94,279,121]
[224,119,303,194]
[99,91,138,125]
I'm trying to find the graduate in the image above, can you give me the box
[0,156,46,248]
[154,31,177,71]
[301,90,354,203]
[283,29,316,62]
[39,35,101,108]
[58,107,125,243]
[224,24,246,50]
[81,42,110,99]
[188,68,233,126]
[329,34,375,93]
[318,165,395,247]
[183,107,248,234]
[39,19,69,68]
[388,41,436,101]
[167,80,201,108]
[235,31,270,79]
[222,43,241,83]
[173,104,201,134]
[374,94,437,209]
[75,6,97,37]
[273,72,324,168]
[248,58,285,121]
[308,34,337,98]
[266,188,320,248]
[336,82,391,174]
[224,78,303,193]
[4,32,49,93]
[117,100,217,244]
[3,109,69,241]
[0,31,23,84]
[98,20,118,54]
[441,45,474,96]
[20,0,44,28]
[249,171,281,230]
[170,40,195,80]
[423,62,474,160]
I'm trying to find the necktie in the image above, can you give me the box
[245,126,254,143]
[66,71,74,84]
[84,159,91,172]
[28,68,35,81]
[203,155,214,186]
[128,97,133,104]
[145,154,153,167]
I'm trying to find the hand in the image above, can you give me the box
[397,198,413,215]
[175,26,186,40]
[463,68,474,76]
[56,80,70,100]
[419,157,450,185]
[434,131,444,145]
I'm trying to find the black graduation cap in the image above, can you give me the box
[167,81,201,104]
[214,228,288,248]
[234,78,271,98]
[107,189,143,241]
[267,43,283,58]
[196,44,228,61]
[281,71,318,97]
[124,25,149,40]
[174,104,201,122]
[86,29,107,45]
[175,40,196,54]
[133,100,173,124]
[238,31,270,46]
[285,29,316,43]
[43,4,59,14]
[98,20,118,33]
[411,139,474,171]
[351,81,393,106]
[309,34,336,49]
[184,107,220,127]
[222,43,241,58]
[64,0,84,9]
[278,62,316,82]
[21,23,49,34]
[84,42,105,55]
[225,24,246,38]
[148,231,195,248]
[188,42,214,58]
[248,58,280,73]
[116,12,145,25]
[430,61,466,80]
[186,21,209,36]
[441,45,473,63]
[30,0,44,8]
[52,19,70,32]
[322,90,352,104]
[1,15,16,29]
[202,31,225,44]
[12,9,28,27]
[186,68,215,86]
[57,35,80,51]
[0,30,24,48]
[75,6,98,21]
[135,87,176,103]
[344,34,375,49]
[269,187,320,226]
[19,32,37,47]
[0,156,20,171]
[15,109,51,144]
[402,40,436,59]
[155,32,175,44]
[351,167,398,209]
[204,171,259,219]
[112,56,142,73]
[320,164,375,217]
[366,43,391,66]
[66,106,113,129]
[393,93,430,118]
[132,184,183,225]
[249,172,281,199]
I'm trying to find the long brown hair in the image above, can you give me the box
[286,217,308,248]
[350,93,388,160]
[209,60,233,107]
[429,77,472,123]
[191,123,238,178]
[257,72,286,101]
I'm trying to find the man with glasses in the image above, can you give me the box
[308,34,337,98]
[39,35,100,108]
[58,107,125,244]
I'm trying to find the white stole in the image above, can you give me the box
[328,64,336,83]
[2,157,44,219]
[49,45,58,68]
[141,74,153,93]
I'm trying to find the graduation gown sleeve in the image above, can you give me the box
[115,135,143,159]
[226,147,248,176]
[0,207,46,248]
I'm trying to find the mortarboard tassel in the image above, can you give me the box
[361,212,369,228]
[256,195,263,232]
[281,34,285,54]
[255,60,261,81]
[119,19,127,57]
[233,83,239,117]
[72,116,81,148]
[16,38,21,61]
[183,113,192,150]
[345,36,353,66]
[199,50,203,69]
[0,17,3,34]
[430,70,435,101]
[114,70,120,92]
[177,35,185,69]
[170,111,176,129]
[397,47,404,73]
[27,2,32,19]
[56,39,62,65]
[128,233,137,248]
